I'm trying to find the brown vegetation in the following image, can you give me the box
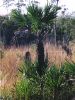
[0,43,75,90]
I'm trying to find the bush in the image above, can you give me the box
[10,61,75,100]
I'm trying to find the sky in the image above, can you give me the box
[0,0,75,16]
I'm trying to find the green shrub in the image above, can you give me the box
[10,61,75,100]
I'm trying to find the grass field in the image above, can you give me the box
[0,43,75,91]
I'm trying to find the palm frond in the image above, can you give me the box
[42,5,61,24]
[27,4,43,22]
[10,10,26,27]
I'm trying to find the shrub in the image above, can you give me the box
[3,60,75,100]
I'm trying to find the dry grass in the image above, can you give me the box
[0,45,36,90]
[0,43,75,91]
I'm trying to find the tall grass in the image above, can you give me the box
[0,43,75,92]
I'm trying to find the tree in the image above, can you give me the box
[15,0,26,12]
[51,0,59,5]
[2,0,26,14]
[56,13,75,45]
[10,4,60,99]
[0,16,6,42]
[27,3,60,72]
[51,0,61,46]
[3,0,15,14]
[0,15,19,47]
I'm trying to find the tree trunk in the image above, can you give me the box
[37,39,45,100]
[37,40,45,77]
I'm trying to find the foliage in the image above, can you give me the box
[54,16,75,44]
[0,16,18,46]
[27,4,60,33]
[13,78,31,100]
[9,60,75,100]
[12,61,40,100]
[10,10,27,28]
[1,3,75,46]
[45,61,75,100]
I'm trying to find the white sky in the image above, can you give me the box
[0,0,75,16]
